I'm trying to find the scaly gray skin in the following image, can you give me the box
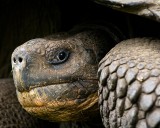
[98,38,160,128]
[0,78,55,128]
[11,27,119,123]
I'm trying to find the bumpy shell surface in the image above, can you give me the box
[98,38,160,128]
[92,0,160,22]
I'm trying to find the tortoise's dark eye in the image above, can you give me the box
[47,49,70,65]
[57,51,67,61]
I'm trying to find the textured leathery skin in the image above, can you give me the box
[12,27,119,122]
[98,38,160,128]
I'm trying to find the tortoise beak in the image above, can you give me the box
[11,48,29,92]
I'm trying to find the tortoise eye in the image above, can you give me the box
[47,49,70,65]
[57,51,68,61]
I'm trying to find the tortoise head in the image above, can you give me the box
[11,29,115,122]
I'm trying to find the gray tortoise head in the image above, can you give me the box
[11,26,120,122]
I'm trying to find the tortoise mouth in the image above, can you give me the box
[16,80,99,121]
[28,81,72,92]
[27,79,98,92]
[17,80,98,107]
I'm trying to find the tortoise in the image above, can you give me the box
[10,1,160,128]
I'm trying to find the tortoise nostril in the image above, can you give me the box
[13,57,16,63]
[18,57,23,63]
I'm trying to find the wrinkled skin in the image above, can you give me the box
[11,28,118,122]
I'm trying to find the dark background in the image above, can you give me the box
[0,0,160,78]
